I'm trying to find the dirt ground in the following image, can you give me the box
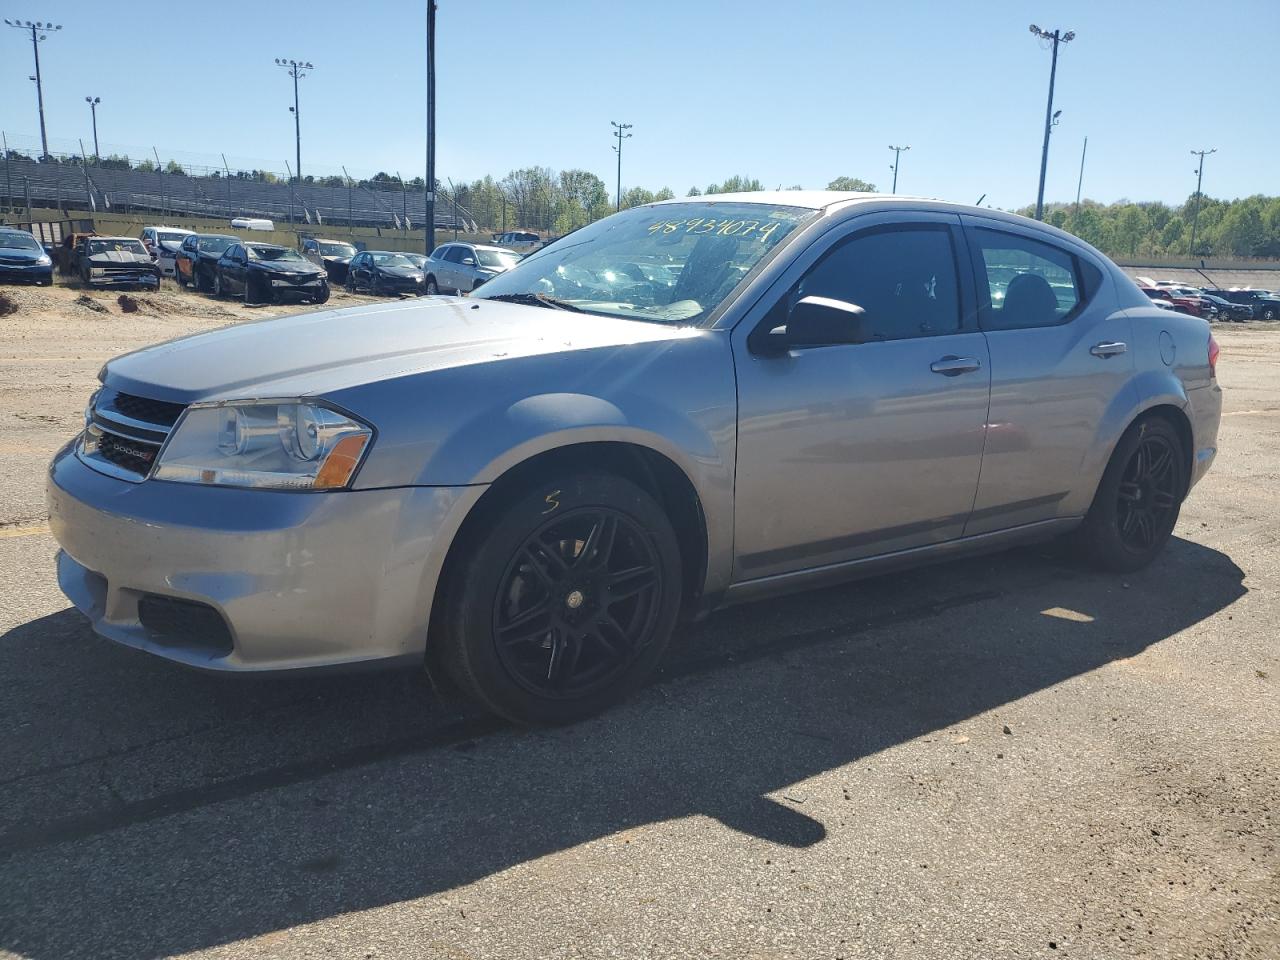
[0,280,1276,959]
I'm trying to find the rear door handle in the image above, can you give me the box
[930,356,982,376]
[1090,341,1128,358]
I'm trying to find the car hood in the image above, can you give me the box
[321,255,352,264]
[0,247,43,261]
[375,265,422,278]
[102,297,696,403]
[87,251,153,265]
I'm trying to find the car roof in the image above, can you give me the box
[471,244,516,252]
[311,237,352,243]
[196,233,238,240]
[145,225,195,233]
[90,236,143,242]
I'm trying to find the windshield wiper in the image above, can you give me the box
[483,292,586,313]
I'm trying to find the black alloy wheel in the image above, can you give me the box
[1115,432,1179,552]
[494,508,663,700]
[437,472,682,724]
[1074,416,1185,573]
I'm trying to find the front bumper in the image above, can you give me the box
[0,261,53,284]
[85,270,161,288]
[47,443,484,672]
[375,275,426,294]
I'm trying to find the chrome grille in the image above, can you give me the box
[79,387,186,482]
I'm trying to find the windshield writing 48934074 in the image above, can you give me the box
[646,218,785,243]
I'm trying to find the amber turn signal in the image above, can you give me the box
[314,433,369,489]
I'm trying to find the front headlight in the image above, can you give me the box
[36,254,52,266]
[90,267,105,277]
[153,400,372,490]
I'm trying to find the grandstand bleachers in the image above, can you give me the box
[0,157,475,231]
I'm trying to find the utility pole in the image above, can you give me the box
[79,138,91,208]
[611,121,633,211]
[284,159,296,225]
[154,146,166,218]
[888,145,910,194]
[5,20,61,161]
[85,96,101,160]
[275,58,313,184]
[3,131,12,215]
[1029,24,1075,220]
[1189,148,1217,256]
[1074,136,1088,218]
[343,165,353,233]
[425,0,437,254]
[221,153,233,219]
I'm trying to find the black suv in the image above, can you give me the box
[1203,288,1280,321]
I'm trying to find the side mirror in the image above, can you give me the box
[462,257,476,266]
[751,296,869,356]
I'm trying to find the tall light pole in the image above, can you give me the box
[1189,148,1217,256]
[5,19,62,161]
[1074,135,1088,218]
[611,121,632,211]
[85,96,101,161]
[425,0,436,254]
[888,144,910,194]
[1029,24,1074,220]
[275,58,313,184]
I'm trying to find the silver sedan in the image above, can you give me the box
[48,192,1221,724]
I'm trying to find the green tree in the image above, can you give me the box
[827,176,877,192]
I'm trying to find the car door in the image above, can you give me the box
[457,246,483,290]
[731,211,991,581]
[348,253,365,288]
[959,216,1134,534]
[435,246,460,289]
[223,246,245,293]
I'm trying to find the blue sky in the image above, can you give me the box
[2,0,1276,209]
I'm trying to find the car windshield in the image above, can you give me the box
[472,201,816,323]
[247,245,305,262]
[319,242,356,257]
[88,239,146,256]
[372,253,415,267]
[0,232,41,251]
[476,249,520,268]
[158,232,188,243]
[198,237,234,254]
[399,253,427,266]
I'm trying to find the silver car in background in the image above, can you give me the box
[423,242,520,294]
[48,192,1221,724]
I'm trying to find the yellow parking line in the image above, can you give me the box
[0,524,50,540]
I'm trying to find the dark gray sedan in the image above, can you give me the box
[48,192,1221,724]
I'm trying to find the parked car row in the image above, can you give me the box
[173,235,329,305]
[1136,278,1280,321]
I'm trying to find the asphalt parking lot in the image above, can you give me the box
[0,284,1276,959]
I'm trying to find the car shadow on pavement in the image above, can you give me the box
[0,536,1247,959]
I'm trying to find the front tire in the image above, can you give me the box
[425,276,438,295]
[438,472,682,725]
[1074,416,1186,573]
[312,284,330,305]
[212,273,224,298]
[1261,305,1277,321]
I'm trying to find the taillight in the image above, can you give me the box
[1208,333,1220,378]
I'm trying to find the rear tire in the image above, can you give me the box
[437,471,682,725]
[213,273,224,298]
[1073,416,1186,573]
[425,277,438,295]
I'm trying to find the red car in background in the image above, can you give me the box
[1138,286,1211,318]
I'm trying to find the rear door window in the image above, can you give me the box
[972,229,1083,329]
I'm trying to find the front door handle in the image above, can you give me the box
[930,356,982,376]
[1090,341,1127,358]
